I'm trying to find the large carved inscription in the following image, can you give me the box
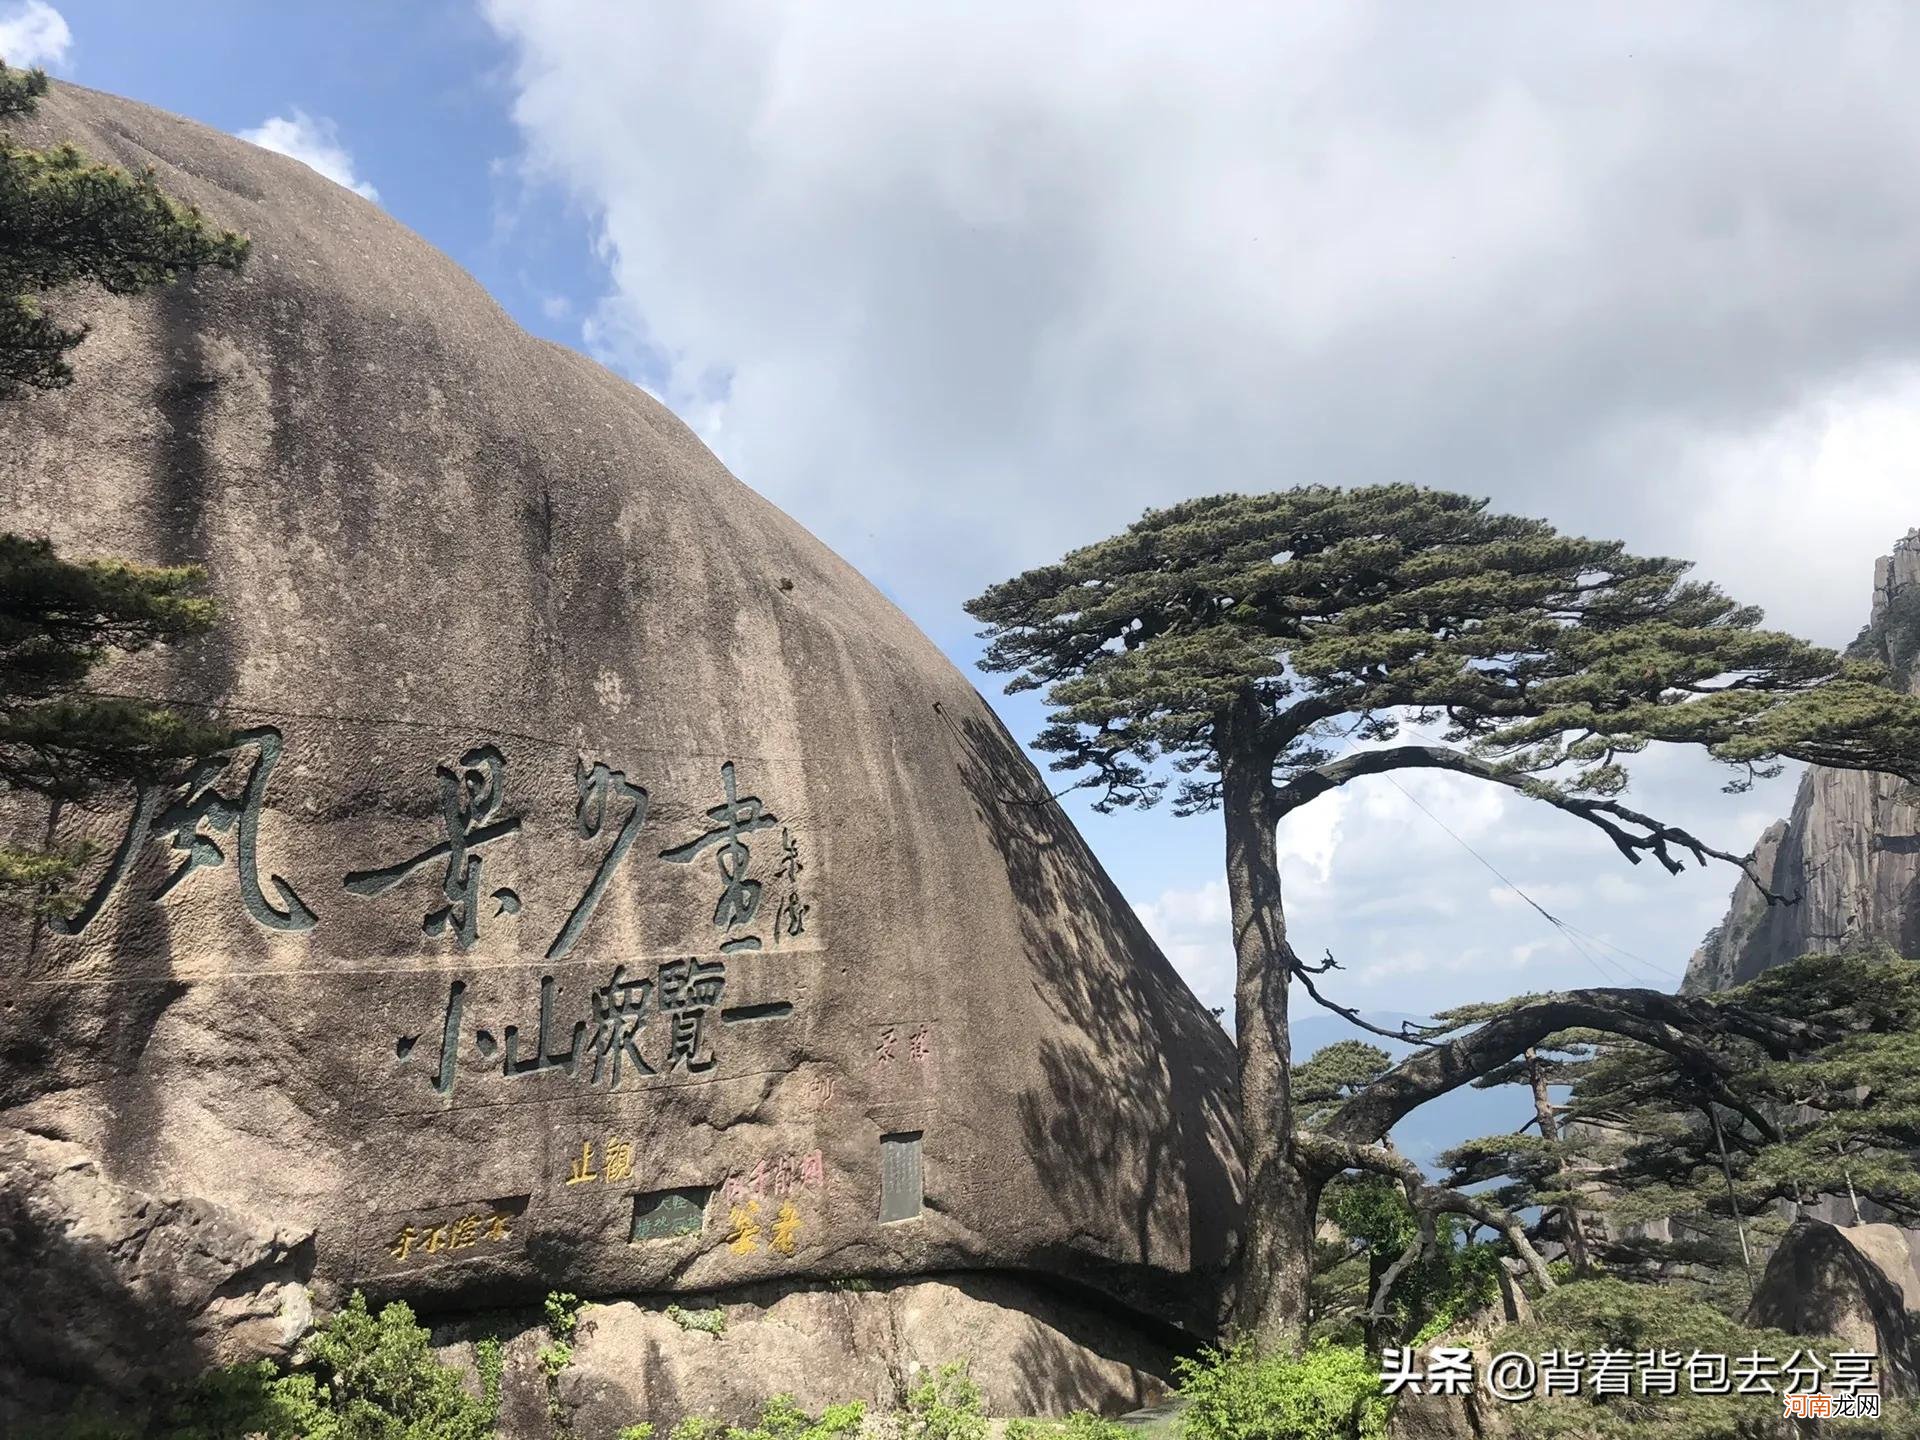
[47,733,817,974]
[38,727,838,1276]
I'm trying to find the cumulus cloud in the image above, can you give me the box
[0,0,70,70]
[238,110,379,201]
[478,2,1920,1015]
[481,1,1920,644]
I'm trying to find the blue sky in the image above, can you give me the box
[13,2,1920,1100]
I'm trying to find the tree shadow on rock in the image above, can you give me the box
[938,703,1241,1336]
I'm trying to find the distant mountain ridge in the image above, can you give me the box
[1684,531,1920,993]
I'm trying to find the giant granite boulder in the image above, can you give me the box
[0,84,1240,1425]
[1747,1218,1920,1399]
[1686,532,1920,992]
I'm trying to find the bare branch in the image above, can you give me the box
[1292,948,1443,1047]
[1269,744,1796,903]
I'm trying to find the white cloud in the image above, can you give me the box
[478,2,1920,1019]
[0,1,70,70]
[481,1,1920,643]
[238,110,379,202]
[1137,878,1234,1017]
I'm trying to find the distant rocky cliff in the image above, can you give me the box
[1684,532,1920,993]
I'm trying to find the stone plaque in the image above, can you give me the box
[630,1187,713,1243]
[879,1132,923,1223]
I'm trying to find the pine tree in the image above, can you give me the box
[966,487,1920,1347]
[0,60,246,912]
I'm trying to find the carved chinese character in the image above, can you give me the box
[389,1225,418,1262]
[909,1026,932,1065]
[447,1214,482,1250]
[771,1200,801,1256]
[52,727,315,936]
[726,1199,762,1255]
[660,957,725,1073]
[604,1137,636,1184]
[582,965,654,1086]
[547,759,648,960]
[775,829,802,882]
[776,889,810,940]
[485,1212,512,1242]
[566,1140,598,1185]
[874,1028,897,1065]
[343,746,521,950]
[659,761,778,952]
[503,974,585,1081]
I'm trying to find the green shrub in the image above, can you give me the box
[901,1362,989,1440]
[1006,1414,1133,1440]
[158,1292,499,1440]
[545,1290,583,1341]
[1175,1341,1387,1440]
[667,1302,728,1335]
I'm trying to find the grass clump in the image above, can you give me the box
[667,1303,729,1336]
[1174,1341,1387,1440]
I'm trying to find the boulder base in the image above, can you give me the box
[439,1274,1178,1439]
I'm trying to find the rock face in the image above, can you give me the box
[434,1274,1178,1439]
[1747,1218,1920,1398]
[0,1129,315,1423]
[1685,533,1920,992]
[0,85,1240,1424]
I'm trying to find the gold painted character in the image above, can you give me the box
[448,1213,482,1250]
[389,1224,418,1262]
[604,1137,636,1184]
[566,1140,598,1185]
[771,1200,801,1256]
[726,1199,763,1255]
[422,1224,451,1254]
[485,1211,513,1242]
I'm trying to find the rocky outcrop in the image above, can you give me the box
[435,1274,1178,1438]
[1747,1218,1920,1398]
[0,1127,314,1424]
[0,84,1241,1426]
[1685,533,1920,992]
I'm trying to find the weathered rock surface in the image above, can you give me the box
[1685,533,1920,992]
[1747,1218,1920,1398]
[0,84,1240,1423]
[435,1274,1177,1439]
[0,1127,314,1424]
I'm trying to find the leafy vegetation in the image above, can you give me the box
[899,1362,990,1440]
[154,1292,499,1440]
[667,1302,729,1335]
[1484,1279,1918,1439]
[539,1290,585,1434]
[1006,1414,1136,1440]
[1173,1342,1388,1440]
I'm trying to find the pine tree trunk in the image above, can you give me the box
[1223,740,1315,1351]
[1527,1048,1591,1272]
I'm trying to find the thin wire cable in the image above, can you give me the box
[1324,718,1646,988]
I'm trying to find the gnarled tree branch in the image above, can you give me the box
[1269,743,1796,902]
